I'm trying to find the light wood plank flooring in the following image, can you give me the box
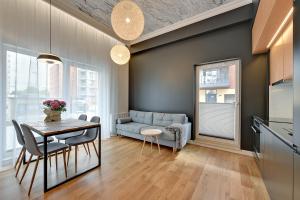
[0,137,270,200]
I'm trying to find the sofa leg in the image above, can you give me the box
[173,147,177,153]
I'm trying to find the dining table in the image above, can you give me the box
[24,118,101,192]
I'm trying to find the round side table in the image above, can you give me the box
[140,129,162,154]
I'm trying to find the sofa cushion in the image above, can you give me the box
[141,126,176,141]
[116,122,150,134]
[153,113,186,127]
[129,110,153,125]
[117,117,132,124]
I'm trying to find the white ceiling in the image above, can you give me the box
[68,0,237,36]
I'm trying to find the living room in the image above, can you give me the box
[0,0,298,199]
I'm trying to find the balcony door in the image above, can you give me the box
[195,59,241,150]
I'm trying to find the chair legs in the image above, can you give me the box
[14,147,25,168]
[15,147,26,177]
[69,142,98,173]
[28,156,40,196]
[19,154,33,184]
[20,152,68,196]
[92,141,99,158]
[86,143,91,157]
[67,147,71,166]
[49,154,52,167]
[83,144,88,155]
[62,149,67,178]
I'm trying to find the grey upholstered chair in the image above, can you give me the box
[65,116,100,173]
[19,124,69,196]
[55,114,87,141]
[12,120,54,177]
[55,114,89,154]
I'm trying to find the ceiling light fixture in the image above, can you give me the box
[111,0,144,41]
[37,0,62,65]
[110,44,130,65]
[267,7,294,49]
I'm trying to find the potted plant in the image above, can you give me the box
[43,100,67,122]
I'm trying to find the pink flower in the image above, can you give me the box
[43,99,67,112]
[43,100,51,106]
[50,101,60,110]
[59,100,66,106]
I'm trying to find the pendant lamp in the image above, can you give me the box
[37,0,62,65]
[110,45,130,65]
[111,0,144,41]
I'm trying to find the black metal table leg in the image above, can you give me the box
[40,125,101,192]
[98,125,101,166]
[43,136,48,192]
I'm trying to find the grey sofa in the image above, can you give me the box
[116,110,191,150]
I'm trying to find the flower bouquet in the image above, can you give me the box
[43,100,67,122]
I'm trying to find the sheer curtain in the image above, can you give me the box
[0,0,121,169]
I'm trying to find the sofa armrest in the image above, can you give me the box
[167,122,191,149]
[179,122,191,148]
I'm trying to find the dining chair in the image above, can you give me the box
[20,124,69,196]
[65,116,100,173]
[12,120,54,177]
[55,114,89,154]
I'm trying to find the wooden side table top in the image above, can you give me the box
[141,129,162,136]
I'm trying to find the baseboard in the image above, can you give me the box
[188,140,254,157]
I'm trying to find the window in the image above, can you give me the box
[199,66,229,88]
[69,66,99,119]
[224,94,236,103]
[5,49,64,151]
[3,48,99,153]
[205,90,217,103]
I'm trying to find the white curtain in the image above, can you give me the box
[0,0,121,169]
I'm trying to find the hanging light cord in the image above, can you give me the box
[49,0,52,53]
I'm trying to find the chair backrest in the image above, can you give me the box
[79,114,87,121]
[20,124,42,156]
[85,116,100,140]
[12,120,25,146]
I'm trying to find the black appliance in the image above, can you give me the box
[251,116,262,162]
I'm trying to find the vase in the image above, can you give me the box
[44,109,61,122]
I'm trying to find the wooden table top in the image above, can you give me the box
[24,118,100,137]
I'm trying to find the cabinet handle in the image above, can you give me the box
[251,126,258,133]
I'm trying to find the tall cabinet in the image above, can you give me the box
[270,21,293,85]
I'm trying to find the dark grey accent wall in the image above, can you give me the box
[131,5,254,53]
[129,7,268,151]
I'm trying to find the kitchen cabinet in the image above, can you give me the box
[270,21,293,85]
[252,0,293,54]
[270,36,284,84]
[294,152,300,200]
[282,21,293,80]
[260,125,293,200]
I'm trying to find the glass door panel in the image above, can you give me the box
[197,59,240,140]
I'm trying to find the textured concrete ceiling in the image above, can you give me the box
[68,0,236,35]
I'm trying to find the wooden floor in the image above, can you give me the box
[0,137,270,200]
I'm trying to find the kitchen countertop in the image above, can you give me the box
[258,117,295,149]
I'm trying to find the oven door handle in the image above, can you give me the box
[251,125,259,133]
